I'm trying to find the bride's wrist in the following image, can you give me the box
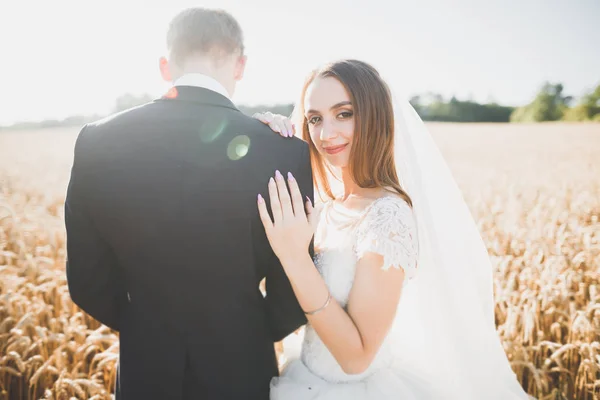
[279,253,312,271]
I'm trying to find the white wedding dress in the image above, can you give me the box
[270,195,448,399]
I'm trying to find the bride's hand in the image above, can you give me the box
[257,170,319,266]
[252,111,295,137]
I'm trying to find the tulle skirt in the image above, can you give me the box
[270,358,450,400]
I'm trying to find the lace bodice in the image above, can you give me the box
[300,196,419,383]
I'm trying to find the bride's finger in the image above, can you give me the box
[276,121,290,137]
[305,196,313,213]
[274,170,294,218]
[271,117,289,137]
[306,198,321,230]
[274,116,290,137]
[257,194,273,231]
[268,177,283,224]
[269,121,283,135]
[286,172,305,218]
[283,118,294,137]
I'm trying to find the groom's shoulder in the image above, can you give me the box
[237,113,309,155]
[85,101,160,130]
[70,102,165,155]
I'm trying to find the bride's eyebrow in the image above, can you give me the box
[307,101,352,115]
[330,101,352,110]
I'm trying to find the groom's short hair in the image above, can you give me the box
[166,8,244,65]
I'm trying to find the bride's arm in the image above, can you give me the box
[282,253,405,374]
[257,172,415,375]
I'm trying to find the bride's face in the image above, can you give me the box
[304,77,354,168]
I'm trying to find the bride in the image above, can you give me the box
[254,59,532,399]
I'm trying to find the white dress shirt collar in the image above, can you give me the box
[173,73,231,99]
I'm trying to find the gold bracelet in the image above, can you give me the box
[304,292,332,316]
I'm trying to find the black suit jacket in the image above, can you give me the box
[64,86,313,399]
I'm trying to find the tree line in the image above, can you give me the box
[110,82,600,123]
[411,82,600,123]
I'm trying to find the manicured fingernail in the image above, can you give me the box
[258,194,264,203]
[287,172,294,180]
[269,177,275,184]
[275,170,283,180]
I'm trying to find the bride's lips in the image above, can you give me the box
[322,144,348,155]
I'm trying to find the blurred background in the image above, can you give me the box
[0,1,599,399]
[1,0,599,126]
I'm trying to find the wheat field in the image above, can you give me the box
[1,123,599,399]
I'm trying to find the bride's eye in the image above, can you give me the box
[307,116,322,125]
[337,111,353,119]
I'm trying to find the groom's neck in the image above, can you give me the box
[173,58,235,96]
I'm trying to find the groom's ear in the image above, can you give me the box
[159,57,172,82]
[234,55,247,81]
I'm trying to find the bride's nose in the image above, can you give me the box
[319,119,338,141]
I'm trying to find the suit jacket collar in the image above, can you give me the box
[174,73,231,99]
[158,85,240,112]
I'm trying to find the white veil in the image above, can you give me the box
[385,93,533,399]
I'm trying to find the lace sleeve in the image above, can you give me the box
[354,197,419,279]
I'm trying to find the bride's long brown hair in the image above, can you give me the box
[294,59,412,207]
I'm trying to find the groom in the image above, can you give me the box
[64,7,313,400]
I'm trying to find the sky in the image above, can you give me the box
[0,0,598,125]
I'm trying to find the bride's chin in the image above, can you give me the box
[327,159,348,168]
[319,154,347,168]
[315,151,349,169]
